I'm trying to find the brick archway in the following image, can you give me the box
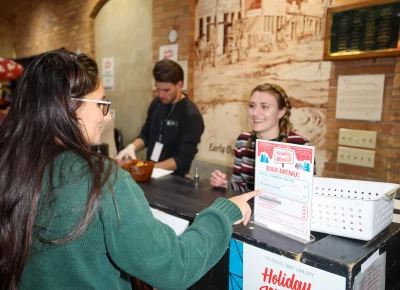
[90,0,110,19]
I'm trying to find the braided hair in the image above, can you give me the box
[250,83,293,136]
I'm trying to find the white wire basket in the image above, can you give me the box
[311,177,399,241]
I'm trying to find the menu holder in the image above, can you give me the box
[323,0,400,60]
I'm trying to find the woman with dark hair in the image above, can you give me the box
[0,49,259,290]
[210,83,314,193]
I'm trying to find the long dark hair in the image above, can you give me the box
[0,49,113,289]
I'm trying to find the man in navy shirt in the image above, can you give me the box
[117,59,204,177]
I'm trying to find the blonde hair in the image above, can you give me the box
[250,83,293,135]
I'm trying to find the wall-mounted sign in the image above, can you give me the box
[336,74,385,121]
[102,57,115,92]
[323,0,400,60]
[159,44,178,62]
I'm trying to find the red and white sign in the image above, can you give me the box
[159,44,178,62]
[255,140,314,242]
[243,243,346,290]
[101,57,115,91]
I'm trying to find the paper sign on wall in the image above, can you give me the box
[336,74,385,121]
[159,44,178,62]
[254,140,314,243]
[101,57,115,92]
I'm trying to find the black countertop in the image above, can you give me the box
[138,175,400,288]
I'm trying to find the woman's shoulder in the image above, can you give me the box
[235,132,252,147]
[55,151,131,183]
[236,132,252,141]
[287,131,309,145]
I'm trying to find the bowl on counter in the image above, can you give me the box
[119,159,154,182]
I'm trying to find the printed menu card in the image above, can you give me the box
[254,140,315,243]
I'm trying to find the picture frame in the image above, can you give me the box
[323,0,400,60]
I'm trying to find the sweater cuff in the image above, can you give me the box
[210,197,242,225]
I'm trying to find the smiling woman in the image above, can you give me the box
[210,83,314,193]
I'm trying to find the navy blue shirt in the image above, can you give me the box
[138,94,204,177]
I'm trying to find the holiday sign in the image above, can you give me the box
[254,140,315,242]
[240,242,346,290]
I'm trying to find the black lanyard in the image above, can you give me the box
[158,103,177,143]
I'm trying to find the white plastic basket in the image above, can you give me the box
[311,177,399,241]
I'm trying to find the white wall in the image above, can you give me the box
[95,0,153,156]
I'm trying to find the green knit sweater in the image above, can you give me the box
[20,152,242,290]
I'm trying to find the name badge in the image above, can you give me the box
[150,142,164,162]
[166,119,178,127]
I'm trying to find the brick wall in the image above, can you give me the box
[323,58,400,183]
[2,0,99,58]
[152,0,400,183]
[322,0,400,183]
[152,0,195,97]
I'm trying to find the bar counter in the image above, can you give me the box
[138,175,400,290]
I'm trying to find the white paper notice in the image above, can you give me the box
[102,57,114,75]
[243,243,346,290]
[101,57,115,92]
[159,44,178,62]
[102,76,114,92]
[353,250,386,290]
[254,140,314,242]
[336,74,385,121]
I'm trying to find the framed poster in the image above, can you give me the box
[323,0,400,60]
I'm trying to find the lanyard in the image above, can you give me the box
[158,103,177,143]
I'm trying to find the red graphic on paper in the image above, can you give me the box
[273,148,294,164]
[261,267,313,290]
[258,141,313,163]
[293,146,313,162]
[163,50,174,59]
[257,142,275,158]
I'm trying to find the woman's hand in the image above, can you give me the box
[229,190,261,226]
[210,170,228,188]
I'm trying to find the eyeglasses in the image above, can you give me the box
[71,98,111,116]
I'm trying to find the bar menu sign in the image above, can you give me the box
[324,0,400,60]
[254,140,314,243]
